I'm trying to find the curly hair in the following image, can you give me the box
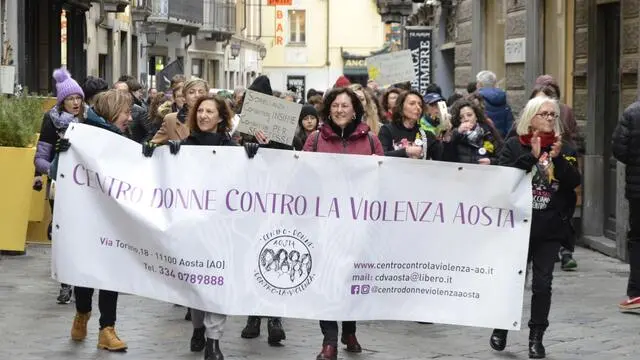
[321,87,365,125]
[450,98,503,145]
[450,99,487,128]
[187,95,234,134]
[390,89,424,127]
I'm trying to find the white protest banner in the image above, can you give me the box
[366,50,416,86]
[53,123,532,330]
[236,89,302,146]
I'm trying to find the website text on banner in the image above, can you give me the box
[52,123,532,330]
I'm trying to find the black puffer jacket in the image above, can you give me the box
[612,101,640,199]
[450,123,502,164]
[498,137,581,244]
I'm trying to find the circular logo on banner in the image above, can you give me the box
[255,229,315,296]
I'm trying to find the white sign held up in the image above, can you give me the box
[53,123,533,330]
[366,50,416,86]
[236,89,302,146]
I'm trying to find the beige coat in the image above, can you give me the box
[151,112,190,144]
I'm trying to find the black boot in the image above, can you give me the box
[241,316,261,339]
[528,328,546,359]
[267,317,286,345]
[190,326,206,352]
[204,338,224,360]
[489,329,508,351]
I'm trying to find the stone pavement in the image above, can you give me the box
[0,245,638,360]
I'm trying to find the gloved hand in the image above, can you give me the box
[142,141,158,157]
[244,142,259,159]
[32,176,43,191]
[56,138,71,153]
[168,140,181,155]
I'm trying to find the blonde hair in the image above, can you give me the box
[515,96,562,135]
[93,89,132,124]
[349,84,380,134]
[183,78,209,95]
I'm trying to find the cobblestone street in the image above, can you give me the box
[0,244,638,359]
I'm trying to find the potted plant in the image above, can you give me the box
[0,94,43,252]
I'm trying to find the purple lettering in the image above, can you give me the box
[280,194,294,215]
[226,189,239,211]
[204,190,215,210]
[468,205,480,225]
[294,196,307,215]
[73,164,86,185]
[150,188,163,208]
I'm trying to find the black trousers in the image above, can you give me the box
[527,240,561,330]
[75,287,118,329]
[627,200,640,298]
[319,321,356,346]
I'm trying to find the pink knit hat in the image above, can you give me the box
[53,68,84,104]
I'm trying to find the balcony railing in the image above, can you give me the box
[149,0,203,35]
[202,0,236,41]
[131,0,153,21]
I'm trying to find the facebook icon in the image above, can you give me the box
[351,285,360,294]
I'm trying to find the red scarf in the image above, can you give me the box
[519,132,556,148]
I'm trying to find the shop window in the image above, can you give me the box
[288,10,305,45]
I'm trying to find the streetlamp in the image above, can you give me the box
[259,46,267,60]
[230,42,241,59]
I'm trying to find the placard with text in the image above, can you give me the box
[236,89,302,146]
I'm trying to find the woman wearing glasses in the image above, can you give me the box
[489,96,580,359]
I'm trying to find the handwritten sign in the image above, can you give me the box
[237,89,302,146]
[366,50,415,87]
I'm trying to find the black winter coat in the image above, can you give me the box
[498,137,581,244]
[612,101,640,199]
[450,123,502,164]
[183,131,237,147]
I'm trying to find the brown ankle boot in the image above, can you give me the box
[70,312,91,341]
[98,326,127,351]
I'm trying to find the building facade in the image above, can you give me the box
[0,0,262,96]
[259,0,386,95]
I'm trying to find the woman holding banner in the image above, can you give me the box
[377,89,442,160]
[489,96,580,359]
[303,87,383,360]
[56,89,133,352]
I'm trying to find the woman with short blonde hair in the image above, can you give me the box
[489,96,580,359]
[93,89,133,126]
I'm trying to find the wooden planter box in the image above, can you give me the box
[0,147,36,251]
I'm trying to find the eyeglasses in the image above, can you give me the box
[536,111,558,119]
